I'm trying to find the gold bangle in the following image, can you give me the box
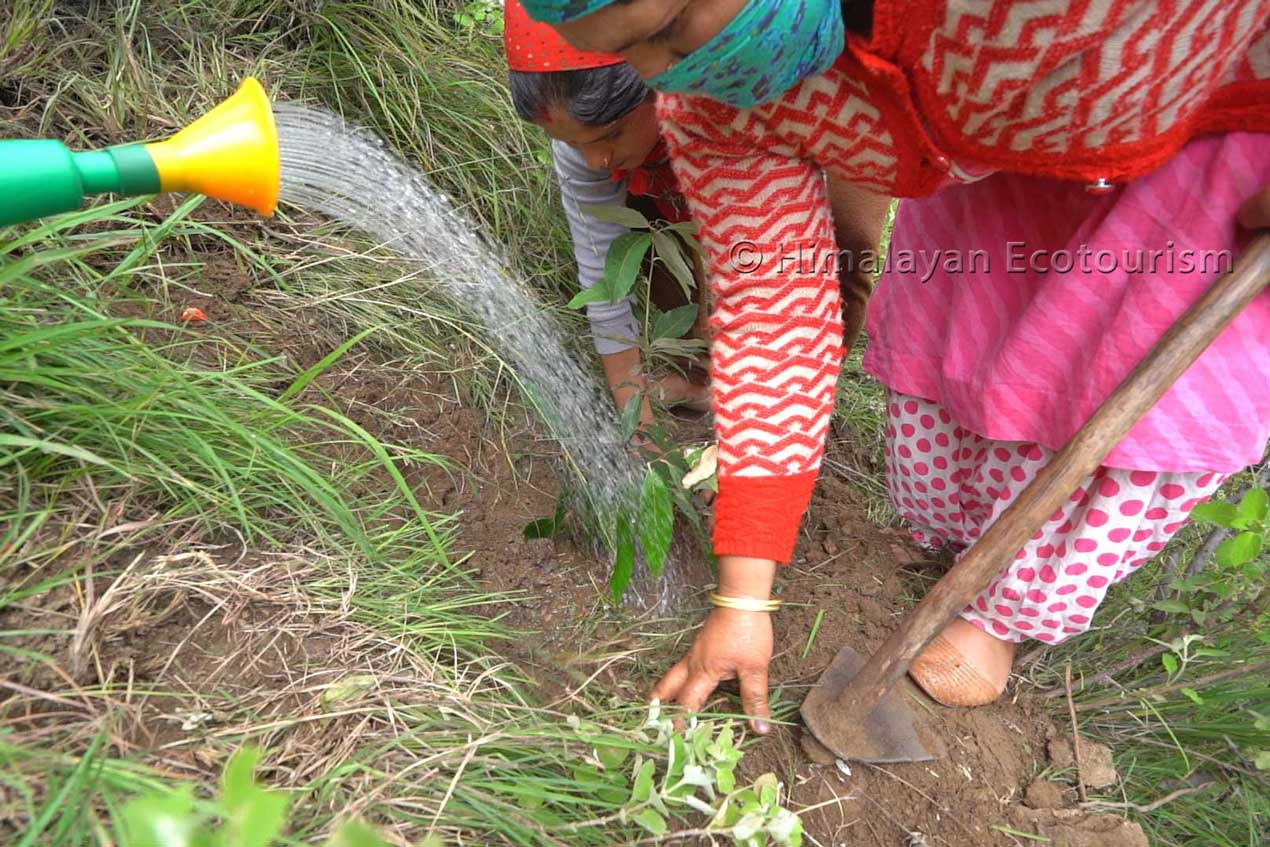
[709,592,781,613]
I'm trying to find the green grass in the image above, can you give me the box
[0,203,454,560]
[4,4,1266,846]
[0,5,689,845]
[0,194,658,845]
[1024,505,1269,846]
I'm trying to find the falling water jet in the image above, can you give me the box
[274,103,691,612]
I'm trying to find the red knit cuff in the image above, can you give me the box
[712,471,819,563]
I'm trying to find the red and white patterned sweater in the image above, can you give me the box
[658,0,1270,563]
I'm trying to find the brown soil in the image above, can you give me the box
[405,382,1118,847]
[718,472,1060,846]
[0,245,1137,846]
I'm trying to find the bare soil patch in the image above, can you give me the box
[0,251,1138,845]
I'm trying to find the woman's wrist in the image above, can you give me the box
[716,555,777,601]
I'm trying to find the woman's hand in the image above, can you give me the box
[651,607,774,734]
[1238,186,1270,229]
[651,555,778,734]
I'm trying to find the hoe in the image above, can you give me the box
[802,233,1270,763]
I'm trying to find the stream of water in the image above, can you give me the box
[275,103,681,608]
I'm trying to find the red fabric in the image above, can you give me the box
[657,0,1270,563]
[504,0,624,71]
[610,139,691,223]
[870,0,1270,193]
[713,472,818,563]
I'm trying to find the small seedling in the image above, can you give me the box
[118,748,397,847]
[567,704,804,846]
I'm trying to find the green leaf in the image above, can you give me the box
[715,764,736,793]
[708,721,736,758]
[329,822,393,847]
[1238,488,1268,523]
[618,388,645,441]
[734,812,765,842]
[1152,599,1190,614]
[610,517,635,603]
[1180,687,1204,705]
[524,503,567,540]
[652,304,699,340]
[0,434,120,474]
[602,232,652,302]
[649,336,707,357]
[573,763,603,785]
[567,283,616,310]
[631,759,656,804]
[1190,501,1240,527]
[596,742,630,772]
[652,229,697,298]
[120,788,200,847]
[221,791,289,847]
[1216,531,1263,567]
[279,326,377,402]
[633,808,667,836]
[580,203,651,229]
[220,748,263,812]
[666,734,687,786]
[767,808,804,846]
[690,723,712,762]
[665,219,701,249]
[1161,652,1179,676]
[321,674,377,708]
[598,780,630,805]
[218,748,288,847]
[638,471,674,578]
[1254,750,1270,771]
[732,788,761,816]
[757,773,779,809]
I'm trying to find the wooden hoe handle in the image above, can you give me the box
[832,234,1270,717]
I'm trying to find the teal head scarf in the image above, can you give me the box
[519,0,845,108]
[647,0,843,107]
[519,0,618,24]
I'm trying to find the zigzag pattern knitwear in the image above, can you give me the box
[657,0,1270,562]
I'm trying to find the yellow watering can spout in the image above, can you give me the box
[0,77,279,228]
[145,78,280,216]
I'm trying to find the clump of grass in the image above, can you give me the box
[0,540,661,846]
[1021,483,1269,846]
[1,205,451,561]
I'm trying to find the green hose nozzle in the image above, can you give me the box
[0,140,160,227]
[0,78,279,229]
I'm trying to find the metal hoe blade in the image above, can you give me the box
[801,647,945,764]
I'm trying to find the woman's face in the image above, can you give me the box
[555,0,749,79]
[541,97,663,171]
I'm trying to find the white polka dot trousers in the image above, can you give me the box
[883,391,1227,644]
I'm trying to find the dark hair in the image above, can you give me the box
[509,64,651,126]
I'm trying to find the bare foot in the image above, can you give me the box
[908,617,1016,707]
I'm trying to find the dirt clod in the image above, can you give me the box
[1024,779,1070,809]
[1049,737,1119,789]
[1008,807,1149,847]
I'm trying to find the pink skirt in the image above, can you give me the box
[884,392,1226,643]
[865,132,1270,474]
